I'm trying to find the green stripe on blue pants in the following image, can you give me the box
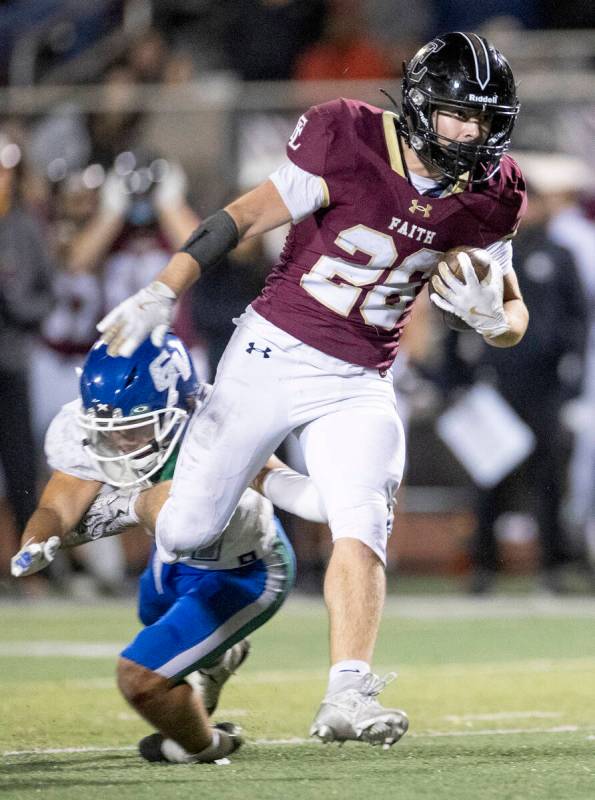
[121,518,296,680]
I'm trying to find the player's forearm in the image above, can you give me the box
[155,213,252,298]
[257,465,328,524]
[135,481,172,532]
[155,252,201,296]
[483,299,529,348]
[20,507,67,547]
[153,181,291,296]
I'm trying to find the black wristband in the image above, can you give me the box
[179,209,239,271]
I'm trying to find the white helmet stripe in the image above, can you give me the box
[456,31,491,91]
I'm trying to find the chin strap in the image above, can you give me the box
[379,87,400,111]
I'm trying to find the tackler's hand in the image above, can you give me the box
[11,537,61,578]
[96,281,177,357]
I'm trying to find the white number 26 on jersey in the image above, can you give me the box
[300,225,439,330]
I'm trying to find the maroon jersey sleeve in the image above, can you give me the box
[285,100,356,207]
[483,154,527,240]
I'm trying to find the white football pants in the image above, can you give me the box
[156,309,406,564]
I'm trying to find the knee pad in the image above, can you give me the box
[328,496,392,566]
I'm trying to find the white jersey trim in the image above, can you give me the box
[45,400,105,482]
[269,161,328,223]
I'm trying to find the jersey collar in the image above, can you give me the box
[381,111,469,197]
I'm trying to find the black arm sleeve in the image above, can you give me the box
[179,209,239,271]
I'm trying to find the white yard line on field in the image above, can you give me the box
[381,595,595,619]
[443,711,563,722]
[4,725,594,757]
[278,595,595,619]
[3,594,595,620]
[4,643,595,686]
[1,641,122,658]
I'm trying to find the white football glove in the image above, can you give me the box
[430,252,510,338]
[11,536,61,578]
[96,280,177,357]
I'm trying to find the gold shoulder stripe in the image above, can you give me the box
[445,171,470,196]
[319,177,330,208]
[382,112,406,177]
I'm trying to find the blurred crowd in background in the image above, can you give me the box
[1,0,595,600]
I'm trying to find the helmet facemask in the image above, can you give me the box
[402,87,519,185]
[78,404,189,488]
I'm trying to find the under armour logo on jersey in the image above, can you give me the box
[409,199,432,218]
[288,114,308,150]
[246,342,272,358]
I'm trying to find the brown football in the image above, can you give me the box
[431,246,493,331]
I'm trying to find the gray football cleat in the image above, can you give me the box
[310,672,409,748]
[189,639,251,715]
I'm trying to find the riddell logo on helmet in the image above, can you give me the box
[468,93,498,103]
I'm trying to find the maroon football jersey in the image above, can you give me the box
[251,98,526,370]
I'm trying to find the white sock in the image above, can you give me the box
[160,738,195,764]
[327,660,370,693]
[161,729,224,764]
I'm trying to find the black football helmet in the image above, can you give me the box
[397,32,520,185]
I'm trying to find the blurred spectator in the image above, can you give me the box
[28,104,91,181]
[127,29,168,84]
[36,153,201,594]
[0,126,54,561]
[162,48,197,86]
[293,0,395,80]
[363,0,431,48]
[440,179,588,594]
[29,169,103,450]
[538,1,595,29]
[87,65,143,167]
[0,0,124,86]
[513,153,595,566]
[427,0,541,36]
[218,0,327,81]
[31,28,194,177]
[26,167,116,596]
[68,149,204,368]
[68,151,198,287]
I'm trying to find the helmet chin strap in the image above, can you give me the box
[379,87,400,112]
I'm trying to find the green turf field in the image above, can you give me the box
[2,595,595,800]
